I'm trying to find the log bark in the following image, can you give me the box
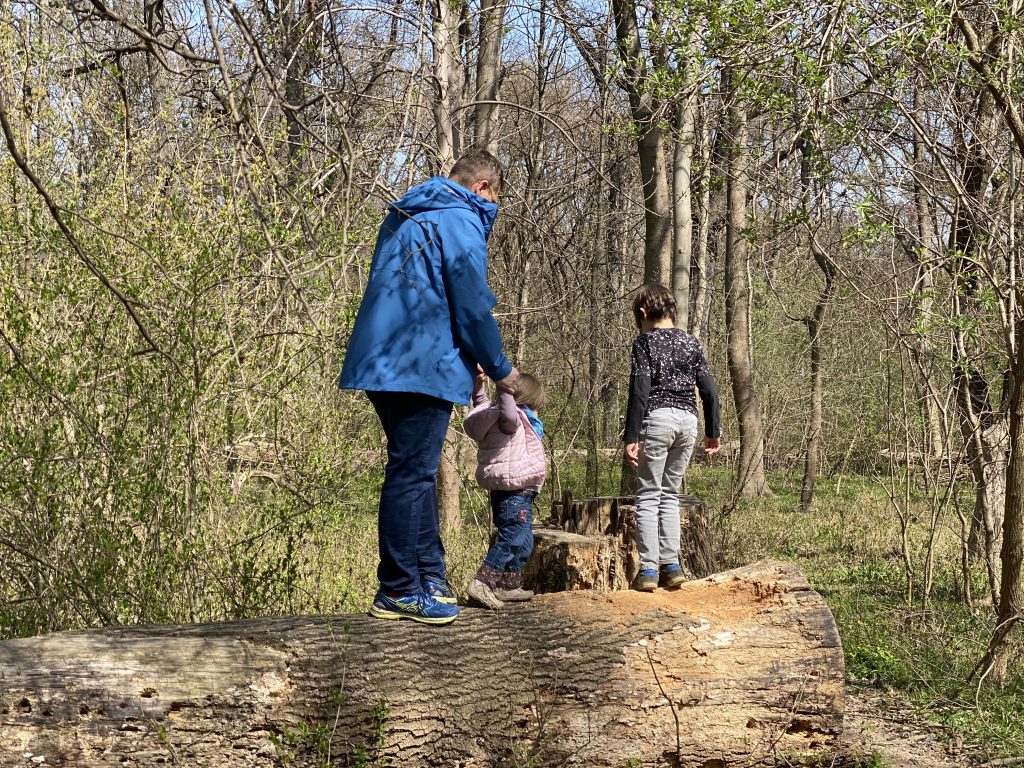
[0,560,843,767]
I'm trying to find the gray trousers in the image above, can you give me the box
[635,407,698,571]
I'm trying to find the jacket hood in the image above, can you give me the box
[389,176,499,238]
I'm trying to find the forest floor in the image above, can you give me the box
[842,687,971,767]
[683,466,1013,768]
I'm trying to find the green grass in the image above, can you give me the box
[685,465,1024,763]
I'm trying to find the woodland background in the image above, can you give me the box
[2,0,1024,761]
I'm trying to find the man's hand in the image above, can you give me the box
[624,442,640,468]
[495,366,520,395]
[705,437,721,455]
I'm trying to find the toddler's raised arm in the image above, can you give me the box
[497,390,518,435]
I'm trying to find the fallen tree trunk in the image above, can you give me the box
[0,560,843,767]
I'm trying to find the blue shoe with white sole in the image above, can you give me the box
[369,590,460,625]
[422,575,458,605]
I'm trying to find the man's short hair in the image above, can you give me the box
[449,150,503,193]
[632,284,677,329]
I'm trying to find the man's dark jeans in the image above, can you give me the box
[367,391,453,594]
[483,490,535,576]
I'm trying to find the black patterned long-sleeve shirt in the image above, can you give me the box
[623,327,721,443]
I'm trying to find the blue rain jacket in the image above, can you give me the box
[339,176,513,405]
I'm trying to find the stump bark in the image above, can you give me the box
[0,560,843,767]
[528,494,716,593]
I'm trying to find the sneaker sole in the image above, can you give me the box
[467,587,504,611]
[632,583,658,592]
[368,605,458,625]
[469,597,504,610]
[660,576,685,589]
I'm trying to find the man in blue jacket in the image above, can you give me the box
[340,150,519,625]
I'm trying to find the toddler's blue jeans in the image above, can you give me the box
[480,490,535,585]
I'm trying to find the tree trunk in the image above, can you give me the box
[907,261,946,466]
[587,89,609,495]
[800,307,826,509]
[671,94,696,328]
[981,328,1024,685]
[472,0,506,153]
[0,561,844,767]
[692,100,716,341]
[610,0,672,285]
[282,0,306,175]
[431,0,459,171]
[910,83,946,462]
[638,117,673,286]
[143,0,170,170]
[961,405,1008,598]
[723,68,769,498]
[948,89,1004,569]
[799,222,837,507]
[438,426,463,532]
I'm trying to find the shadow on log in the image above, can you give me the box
[0,560,843,767]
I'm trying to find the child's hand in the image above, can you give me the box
[624,442,640,468]
[474,364,487,392]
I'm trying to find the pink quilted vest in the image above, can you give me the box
[464,403,547,492]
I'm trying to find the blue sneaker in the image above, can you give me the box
[631,569,658,592]
[422,575,458,604]
[659,563,686,589]
[369,590,459,625]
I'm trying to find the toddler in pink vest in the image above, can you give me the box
[463,371,547,609]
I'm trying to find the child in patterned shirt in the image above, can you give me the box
[623,284,722,591]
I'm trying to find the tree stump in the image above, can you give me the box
[521,528,634,592]
[0,560,843,767]
[679,494,719,578]
[527,493,716,592]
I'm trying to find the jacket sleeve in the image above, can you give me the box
[464,403,500,442]
[438,212,513,382]
[694,342,721,438]
[497,390,519,435]
[623,336,650,443]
